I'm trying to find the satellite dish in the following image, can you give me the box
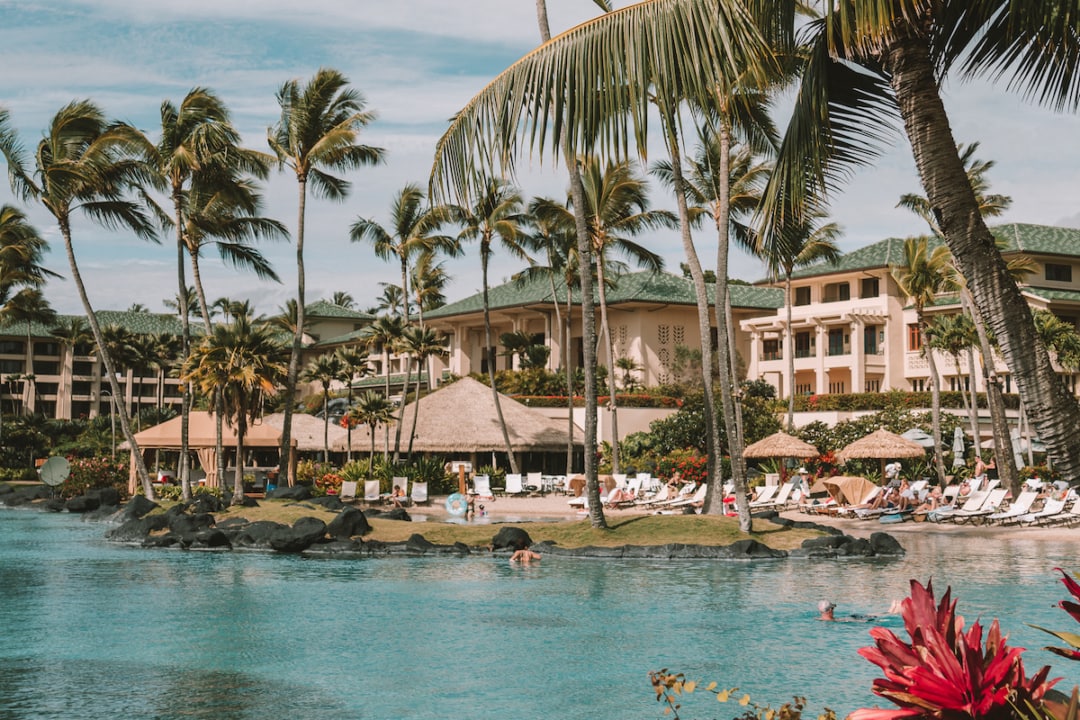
[39,456,70,487]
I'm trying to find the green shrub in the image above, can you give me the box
[60,456,126,500]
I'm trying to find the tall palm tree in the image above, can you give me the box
[891,237,956,485]
[347,390,395,477]
[0,101,160,497]
[268,67,385,484]
[759,208,842,430]
[758,1,1080,482]
[534,159,670,473]
[302,353,346,462]
[372,284,404,317]
[350,182,457,324]
[410,250,450,326]
[454,177,530,475]
[925,313,982,463]
[359,315,406,458]
[330,291,355,309]
[184,315,286,505]
[333,346,371,462]
[399,325,448,461]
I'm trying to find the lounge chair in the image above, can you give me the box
[986,490,1039,525]
[748,484,779,508]
[636,473,656,494]
[928,489,991,522]
[363,479,381,505]
[946,488,1008,524]
[634,485,670,506]
[410,480,429,506]
[1048,497,1080,527]
[646,482,698,509]
[606,476,643,508]
[472,475,494,501]
[526,472,544,494]
[504,473,526,497]
[339,480,358,502]
[656,483,708,513]
[1018,496,1068,526]
[751,482,794,512]
[391,476,411,506]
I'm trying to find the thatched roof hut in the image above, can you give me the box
[743,431,818,459]
[336,376,578,454]
[263,412,345,453]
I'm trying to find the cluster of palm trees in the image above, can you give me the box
[431,0,1080,531]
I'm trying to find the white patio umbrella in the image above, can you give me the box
[952,426,965,468]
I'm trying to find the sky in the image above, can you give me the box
[0,1,1077,318]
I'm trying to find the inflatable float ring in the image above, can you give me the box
[446,492,468,517]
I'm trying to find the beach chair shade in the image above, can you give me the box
[823,476,878,506]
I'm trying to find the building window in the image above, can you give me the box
[762,339,780,361]
[794,287,811,306]
[860,277,879,299]
[863,326,879,355]
[72,381,93,396]
[823,282,850,303]
[911,378,926,392]
[73,361,95,376]
[865,379,881,392]
[827,328,846,356]
[795,382,813,395]
[33,361,59,375]
[0,340,24,355]
[794,331,813,358]
[1046,263,1073,282]
[33,341,60,356]
[908,323,922,351]
[0,359,22,374]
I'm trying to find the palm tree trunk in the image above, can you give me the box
[659,106,722,514]
[481,242,520,474]
[594,257,620,474]
[189,248,226,497]
[233,410,246,505]
[407,355,420,461]
[346,383,354,463]
[712,122,750,532]
[369,424,377,476]
[964,350,981,459]
[393,351,411,463]
[919,316,947,485]
[383,347,391,460]
[952,352,980,464]
[962,288,1018,492]
[565,283,575,477]
[175,204,193,501]
[60,219,154,499]
[785,273,796,429]
[884,26,1080,485]
[280,178,307,486]
[322,389,330,462]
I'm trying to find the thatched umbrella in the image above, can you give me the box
[743,431,818,459]
[836,428,927,481]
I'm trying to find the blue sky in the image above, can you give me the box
[0,1,1076,317]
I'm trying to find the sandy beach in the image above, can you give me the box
[404,490,1080,542]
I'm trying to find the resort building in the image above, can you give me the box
[741,223,1080,399]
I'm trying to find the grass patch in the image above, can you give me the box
[199,501,822,551]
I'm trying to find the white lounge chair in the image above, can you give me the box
[391,476,411,506]
[656,483,708,513]
[526,472,544,494]
[1049,497,1080,527]
[472,475,494,500]
[1019,496,1068,526]
[410,480,429,506]
[339,480,358,502]
[947,488,1009,524]
[748,484,779,508]
[987,490,1039,525]
[928,489,990,522]
[504,473,526,497]
[752,482,794,511]
[363,479,381,505]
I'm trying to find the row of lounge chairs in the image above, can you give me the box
[339,477,430,506]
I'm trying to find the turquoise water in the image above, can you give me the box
[2,510,1079,719]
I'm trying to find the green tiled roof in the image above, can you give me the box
[0,311,189,339]
[426,271,783,320]
[306,299,375,321]
[312,328,371,348]
[1025,287,1080,304]
[352,371,427,389]
[792,223,1080,279]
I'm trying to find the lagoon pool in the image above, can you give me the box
[1,509,1078,719]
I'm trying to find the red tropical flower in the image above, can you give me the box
[851,579,1056,720]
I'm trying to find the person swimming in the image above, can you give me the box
[818,599,902,622]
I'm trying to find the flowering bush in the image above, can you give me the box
[314,472,344,496]
[1019,463,1062,485]
[655,450,708,485]
[61,456,127,500]
[295,459,335,486]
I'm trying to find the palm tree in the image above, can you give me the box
[330,291,355,309]
[359,315,406,458]
[184,315,286,505]
[333,346,371,462]
[372,284,404,317]
[411,250,450,326]
[758,1,1080,483]
[347,390,395,476]
[0,101,161,497]
[350,182,457,325]
[399,325,448,461]
[759,208,842,430]
[302,353,346,462]
[891,237,956,485]
[268,67,385,484]
[454,177,530,475]
[925,313,982,464]
[163,286,200,320]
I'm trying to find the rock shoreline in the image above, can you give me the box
[0,483,905,560]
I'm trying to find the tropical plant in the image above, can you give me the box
[398,325,448,461]
[333,346,371,462]
[301,352,346,462]
[330,290,355,309]
[268,67,385,483]
[851,579,1055,720]
[360,314,405,458]
[453,177,529,475]
[183,315,287,504]
[0,102,160,497]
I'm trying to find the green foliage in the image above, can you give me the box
[475,464,505,484]
[655,450,709,485]
[793,389,1020,412]
[649,670,835,720]
[295,459,335,486]
[61,456,126,500]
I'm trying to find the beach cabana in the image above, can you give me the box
[822,476,878,506]
[127,412,293,493]
[336,377,579,469]
[836,428,926,481]
[743,431,818,480]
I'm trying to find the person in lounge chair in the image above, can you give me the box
[605,486,636,509]
[390,484,406,508]
[914,485,943,513]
